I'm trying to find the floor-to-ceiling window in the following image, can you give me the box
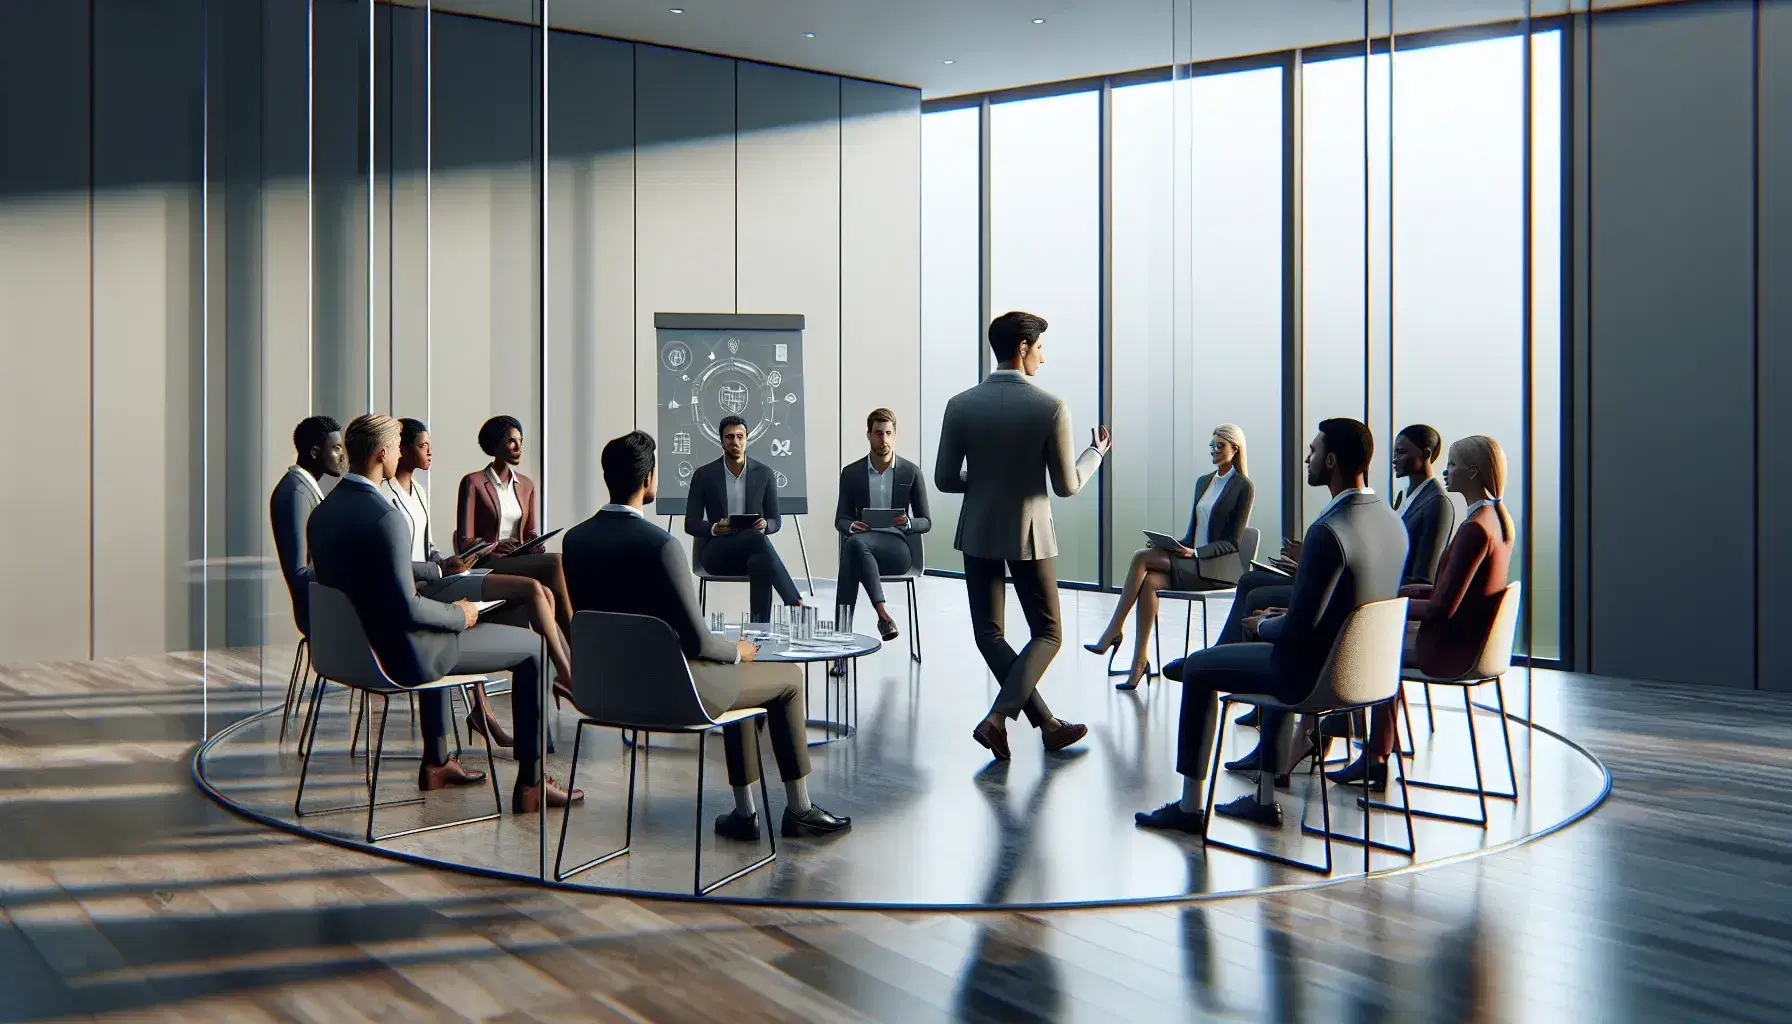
[920,105,981,575]
[1111,68,1283,586]
[920,23,1565,659]
[988,90,1103,584]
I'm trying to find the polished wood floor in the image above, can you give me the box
[195,582,1604,907]
[1,579,1784,1021]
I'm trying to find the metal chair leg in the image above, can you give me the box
[1424,682,1436,732]
[556,721,634,881]
[293,675,330,816]
[278,638,307,743]
[906,578,922,663]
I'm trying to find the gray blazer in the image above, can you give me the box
[1259,492,1408,693]
[835,456,932,535]
[1179,471,1256,585]
[1395,478,1457,585]
[270,468,323,634]
[933,371,1103,561]
[307,478,468,687]
[562,509,742,704]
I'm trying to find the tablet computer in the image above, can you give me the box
[472,599,506,615]
[862,508,900,530]
[1251,558,1295,577]
[727,514,763,531]
[508,527,564,556]
[455,539,495,561]
[1142,530,1185,552]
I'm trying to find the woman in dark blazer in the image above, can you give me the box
[453,415,575,685]
[1330,434,1515,788]
[1086,424,1255,691]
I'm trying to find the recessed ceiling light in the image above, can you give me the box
[1032,17,1046,24]
[942,59,955,64]
[802,31,815,38]
[668,7,684,13]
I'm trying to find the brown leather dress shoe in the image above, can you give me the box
[418,757,487,791]
[1042,720,1088,753]
[972,718,1012,761]
[511,776,586,813]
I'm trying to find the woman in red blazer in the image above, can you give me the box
[1331,435,1515,788]
[455,416,575,694]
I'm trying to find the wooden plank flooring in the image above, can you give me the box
[1,584,1788,1021]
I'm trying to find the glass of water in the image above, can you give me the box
[710,611,725,634]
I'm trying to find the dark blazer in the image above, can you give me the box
[834,456,932,537]
[308,477,468,687]
[1395,477,1457,585]
[563,508,741,678]
[454,468,540,553]
[1177,471,1255,585]
[1260,492,1408,693]
[684,458,783,540]
[270,468,324,634]
[1406,503,1513,679]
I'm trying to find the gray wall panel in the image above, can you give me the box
[92,0,205,657]
[1760,0,1792,690]
[1588,2,1755,687]
[428,13,542,530]
[0,1,93,664]
[547,33,634,529]
[841,80,923,563]
[737,62,841,575]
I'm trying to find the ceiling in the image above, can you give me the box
[411,0,1581,97]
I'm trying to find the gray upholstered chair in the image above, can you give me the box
[293,584,502,843]
[555,610,775,895]
[1200,596,1416,876]
[1387,582,1524,828]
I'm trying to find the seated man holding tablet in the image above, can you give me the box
[685,416,805,624]
[834,408,932,646]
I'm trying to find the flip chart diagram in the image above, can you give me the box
[654,313,808,516]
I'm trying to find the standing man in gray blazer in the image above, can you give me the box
[1391,424,1457,585]
[308,414,580,813]
[1137,418,1407,833]
[269,416,346,636]
[934,311,1111,761]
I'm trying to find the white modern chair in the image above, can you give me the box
[294,584,503,843]
[554,610,776,895]
[1200,596,1416,876]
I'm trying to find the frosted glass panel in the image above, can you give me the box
[989,90,1101,583]
[1529,32,1564,660]
[920,106,981,574]
[1111,69,1283,587]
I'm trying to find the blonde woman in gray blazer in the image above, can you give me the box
[934,311,1110,762]
[1086,424,1255,691]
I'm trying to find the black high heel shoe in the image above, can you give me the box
[1083,635,1123,657]
[1115,669,1152,692]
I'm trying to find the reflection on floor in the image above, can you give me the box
[0,577,1786,1021]
[195,581,1605,907]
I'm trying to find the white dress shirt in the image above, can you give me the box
[1192,469,1233,549]
[386,478,431,562]
[487,466,524,541]
[723,461,748,518]
[867,459,895,512]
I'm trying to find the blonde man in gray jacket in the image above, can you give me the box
[934,311,1111,761]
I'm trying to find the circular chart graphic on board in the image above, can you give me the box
[689,357,780,446]
[661,341,693,373]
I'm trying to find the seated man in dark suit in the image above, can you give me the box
[269,415,346,635]
[684,415,804,623]
[308,413,580,812]
[563,431,850,841]
[1137,418,1407,832]
[834,407,931,644]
